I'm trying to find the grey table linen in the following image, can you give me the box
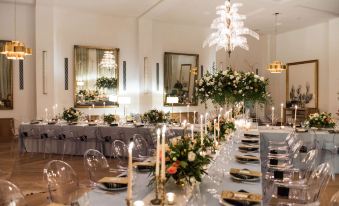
[19,123,183,156]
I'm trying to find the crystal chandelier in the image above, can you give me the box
[203,0,259,57]
[0,0,32,60]
[99,51,117,69]
[267,13,286,74]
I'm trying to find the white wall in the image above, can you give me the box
[0,2,36,126]
[151,21,216,115]
[53,7,139,116]
[273,20,339,116]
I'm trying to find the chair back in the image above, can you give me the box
[132,134,149,158]
[43,160,80,205]
[330,190,339,206]
[301,149,318,179]
[308,162,332,202]
[0,180,26,206]
[83,149,109,183]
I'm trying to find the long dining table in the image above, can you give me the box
[19,123,184,156]
[74,128,263,206]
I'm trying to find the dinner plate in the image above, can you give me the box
[230,170,260,182]
[241,139,259,144]
[235,155,259,164]
[243,134,259,138]
[97,182,128,191]
[97,174,128,191]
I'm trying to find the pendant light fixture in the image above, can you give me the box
[203,0,259,58]
[267,13,286,74]
[0,0,32,60]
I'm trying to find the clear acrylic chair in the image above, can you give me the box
[132,134,151,161]
[43,160,88,205]
[83,149,110,186]
[111,139,128,170]
[271,162,332,205]
[330,190,339,206]
[268,132,298,156]
[266,140,303,170]
[0,179,27,206]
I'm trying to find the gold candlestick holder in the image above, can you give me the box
[150,176,162,205]
[125,198,132,206]
[160,178,166,206]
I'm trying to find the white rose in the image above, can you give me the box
[189,177,196,184]
[188,151,196,162]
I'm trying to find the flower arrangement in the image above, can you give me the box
[141,109,169,124]
[77,90,99,101]
[96,77,118,89]
[207,117,236,141]
[305,112,336,128]
[62,107,81,122]
[165,136,212,185]
[103,114,116,124]
[196,68,270,106]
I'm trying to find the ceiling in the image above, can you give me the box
[3,0,339,34]
[145,0,339,34]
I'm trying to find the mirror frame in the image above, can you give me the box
[163,52,199,107]
[0,40,14,110]
[73,45,120,108]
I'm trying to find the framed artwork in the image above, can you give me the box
[286,60,319,108]
[164,52,199,106]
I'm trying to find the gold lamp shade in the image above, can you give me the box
[267,60,287,74]
[0,41,32,60]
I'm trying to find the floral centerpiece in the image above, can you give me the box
[165,136,212,185]
[305,112,336,129]
[77,90,99,102]
[207,116,235,141]
[103,114,116,124]
[96,77,118,89]
[141,109,169,124]
[196,68,270,106]
[62,107,81,122]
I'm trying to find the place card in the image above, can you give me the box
[221,190,262,203]
[230,168,262,177]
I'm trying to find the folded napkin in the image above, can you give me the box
[235,155,260,161]
[230,168,262,177]
[98,177,128,184]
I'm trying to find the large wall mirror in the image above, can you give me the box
[74,45,119,108]
[164,52,199,106]
[0,40,13,110]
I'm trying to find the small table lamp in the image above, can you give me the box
[166,96,179,120]
[118,96,131,117]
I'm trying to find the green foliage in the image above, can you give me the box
[196,69,271,106]
[141,109,169,124]
[62,107,81,122]
[96,77,118,89]
[103,114,116,124]
[305,112,336,128]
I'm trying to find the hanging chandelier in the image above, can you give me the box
[267,13,286,74]
[99,51,117,69]
[0,0,32,60]
[203,0,259,57]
